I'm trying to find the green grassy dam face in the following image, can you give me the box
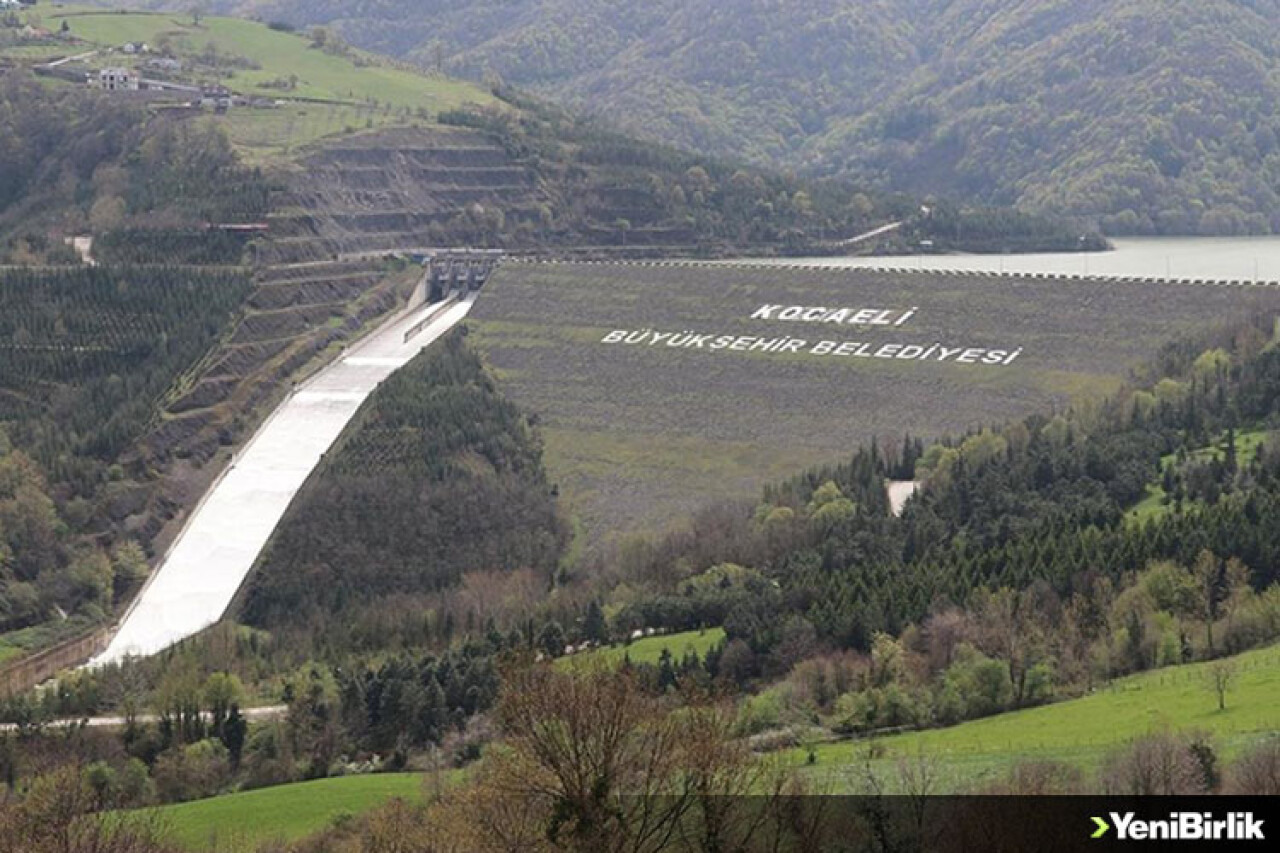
[467,263,1280,544]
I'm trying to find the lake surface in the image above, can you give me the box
[733,237,1280,282]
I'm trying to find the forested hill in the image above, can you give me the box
[172,0,1280,235]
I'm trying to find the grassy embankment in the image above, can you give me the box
[35,7,496,162]
[788,643,1280,793]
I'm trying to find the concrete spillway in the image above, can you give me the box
[95,295,476,664]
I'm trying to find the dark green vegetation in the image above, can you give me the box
[1,626,497,806]
[0,74,268,265]
[239,330,568,655]
[468,262,1280,542]
[0,266,251,475]
[0,266,250,646]
[185,0,1280,234]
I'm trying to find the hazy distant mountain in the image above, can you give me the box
[169,0,1280,233]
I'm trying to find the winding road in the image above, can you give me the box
[94,294,476,664]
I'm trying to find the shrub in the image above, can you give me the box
[1099,732,1212,795]
[733,688,784,736]
[152,739,231,803]
[1226,737,1280,794]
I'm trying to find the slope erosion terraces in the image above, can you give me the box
[259,126,699,266]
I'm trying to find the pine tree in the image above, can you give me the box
[221,705,248,769]
[583,600,608,644]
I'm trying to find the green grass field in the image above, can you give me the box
[559,628,726,670]
[214,104,407,162]
[787,643,1280,793]
[43,7,496,161]
[0,44,75,61]
[146,773,444,851]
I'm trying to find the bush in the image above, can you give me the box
[943,646,1012,718]
[1227,737,1280,795]
[982,759,1084,795]
[152,739,231,803]
[1100,732,1213,795]
[832,684,923,734]
[733,688,784,736]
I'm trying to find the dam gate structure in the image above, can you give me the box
[424,250,504,301]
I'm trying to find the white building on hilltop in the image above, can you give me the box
[90,68,139,92]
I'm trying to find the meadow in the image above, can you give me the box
[40,7,496,162]
[788,643,1280,793]
[469,262,1280,546]
[145,773,445,851]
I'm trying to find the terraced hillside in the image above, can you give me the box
[262,128,535,265]
[260,123,746,264]
[469,262,1280,545]
[134,258,419,552]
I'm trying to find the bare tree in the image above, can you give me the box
[485,663,697,852]
[1205,659,1237,711]
[455,662,802,853]
[980,759,1084,795]
[1193,550,1220,655]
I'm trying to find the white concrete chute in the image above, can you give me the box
[94,295,476,664]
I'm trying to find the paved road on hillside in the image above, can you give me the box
[94,295,476,664]
[0,705,286,733]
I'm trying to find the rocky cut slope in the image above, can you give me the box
[260,126,553,265]
[256,118,860,263]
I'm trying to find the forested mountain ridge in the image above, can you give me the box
[168,0,1280,234]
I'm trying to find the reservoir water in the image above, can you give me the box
[734,237,1280,282]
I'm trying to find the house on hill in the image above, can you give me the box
[89,68,138,92]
